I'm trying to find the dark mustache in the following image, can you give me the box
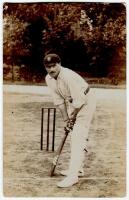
[50,71,55,74]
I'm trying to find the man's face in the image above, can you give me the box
[45,63,61,79]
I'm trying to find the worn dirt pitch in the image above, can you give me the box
[3,87,126,197]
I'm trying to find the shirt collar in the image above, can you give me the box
[57,66,63,79]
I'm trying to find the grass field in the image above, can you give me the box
[3,86,126,197]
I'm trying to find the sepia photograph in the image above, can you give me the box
[3,1,126,198]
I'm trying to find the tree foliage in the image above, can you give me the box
[3,2,126,81]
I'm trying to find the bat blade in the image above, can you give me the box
[50,131,68,177]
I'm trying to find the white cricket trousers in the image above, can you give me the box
[68,89,96,178]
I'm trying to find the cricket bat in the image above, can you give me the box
[50,129,69,177]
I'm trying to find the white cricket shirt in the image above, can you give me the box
[45,67,89,108]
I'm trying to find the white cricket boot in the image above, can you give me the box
[60,169,84,177]
[57,176,78,188]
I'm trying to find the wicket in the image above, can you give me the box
[41,107,56,151]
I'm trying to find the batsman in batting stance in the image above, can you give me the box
[44,53,96,188]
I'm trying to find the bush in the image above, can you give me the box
[3,2,126,82]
